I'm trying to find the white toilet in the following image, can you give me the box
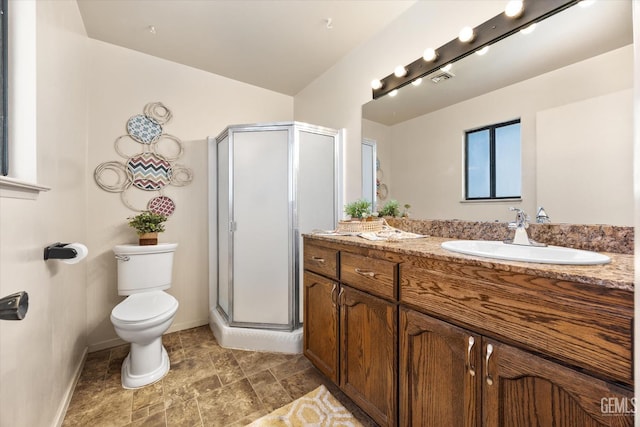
[110,243,179,389]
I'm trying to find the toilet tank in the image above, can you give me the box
[113,243,178,295]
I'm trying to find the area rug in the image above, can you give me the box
[246,385,363,426]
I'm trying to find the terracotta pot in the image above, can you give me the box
[139,232,158,246]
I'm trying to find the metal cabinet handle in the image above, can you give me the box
[485,343,494,386]
[331,284,337,307]
[115,255,130,261]
[467,336,476,377]
[354,268,375,277]
[311,256,325,263]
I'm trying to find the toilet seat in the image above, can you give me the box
[111,291,178,326]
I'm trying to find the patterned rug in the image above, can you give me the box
[246,385,363,427]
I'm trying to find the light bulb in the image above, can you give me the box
[505,0,524,18]
[423,48,437,62]
[389,90,398,97]
[520,23,536,35]
[371,79,383,90]
[411,78,423,86]
[476,46,490,56]
[458,26,475,43]
[440,63,452,73]
[394,65,407,78]
[579,0,596,7]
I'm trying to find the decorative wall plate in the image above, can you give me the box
[126,153,172,191]
[148,195,176,216]
[127,114,162,144]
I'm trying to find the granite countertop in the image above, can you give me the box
[305,234,634,292]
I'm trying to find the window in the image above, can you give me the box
[1,0,7,176]
[465,119,521,200]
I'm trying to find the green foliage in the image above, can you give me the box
[379,200,400,217]
[127,211,167,235]
[344,199,372,219]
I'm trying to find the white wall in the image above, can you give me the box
[85,40,293,350]
[0,1,88,426]
[370,46,633,224]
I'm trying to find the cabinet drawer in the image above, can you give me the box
[304,242,339,280]
[341,252,397,300]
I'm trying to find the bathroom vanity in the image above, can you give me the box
[303,233,634,427]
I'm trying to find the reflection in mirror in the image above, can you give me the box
[362,0,633,226]
[361,139,376,208]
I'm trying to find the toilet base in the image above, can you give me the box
[120,345,170,389]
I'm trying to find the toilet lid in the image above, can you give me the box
[112,291,178,323]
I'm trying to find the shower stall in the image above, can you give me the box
[208,122,342,353]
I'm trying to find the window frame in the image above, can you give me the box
[464,119,521,200]
[1,0,7,176]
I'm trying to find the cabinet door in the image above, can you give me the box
[303,271,339,382]
[400,308,481,427]
[340,285,397,427]
[483,339,634,427]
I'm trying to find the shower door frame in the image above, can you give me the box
[215,122,341,332]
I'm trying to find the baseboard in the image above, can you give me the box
[54,347,88,427]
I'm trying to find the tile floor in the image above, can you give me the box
[62,325,377,426]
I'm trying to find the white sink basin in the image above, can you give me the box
[441,240,610,265]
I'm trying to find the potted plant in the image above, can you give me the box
[402,203,411,218]
[344,199,372,221]
[378,200,400,218]
[127,211,167,245]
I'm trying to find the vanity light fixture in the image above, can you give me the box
[458,26,475,43]
[476,46,490,56]
[423,48,438,62]
[578,0,595,8]
[371,0,580,99]
[505,0,524,18]
[520,23,537,34]
[371,79,383,90]
[394,65,407,78]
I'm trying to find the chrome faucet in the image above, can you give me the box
[505,207,546,247]
[536,206,551,224]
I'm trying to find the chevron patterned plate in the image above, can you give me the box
[127,114,162,144]
[127,153,172,190]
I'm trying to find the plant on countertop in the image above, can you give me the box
[344,199,373,220]
[402,203,411,218]
[378,200,400,217]
[127,211,167,235]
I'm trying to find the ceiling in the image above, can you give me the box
[76,0,416,96]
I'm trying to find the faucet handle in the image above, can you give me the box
[508,207,529,228]
[536,206,550,224]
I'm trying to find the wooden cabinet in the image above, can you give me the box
[340,285,397,427]
[303,240,398,426]
[303,236,633,427]
[484,339,634,427]
[401,307,634,427]
[400,307,480,427]
[303,271,338,382]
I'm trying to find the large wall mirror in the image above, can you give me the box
[362,0,633,226]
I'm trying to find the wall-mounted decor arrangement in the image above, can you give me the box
[94,102,193,216]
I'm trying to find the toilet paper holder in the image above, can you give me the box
[44,242,78,260]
